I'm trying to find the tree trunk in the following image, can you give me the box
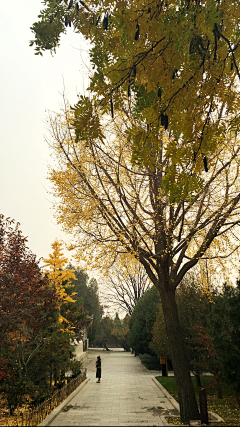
[195,373,202,387]
[103,342,110,351]
[50,369,52,392]
[158,280,200,423]
[216,376,223,399]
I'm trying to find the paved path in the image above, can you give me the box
[42,349,179,426]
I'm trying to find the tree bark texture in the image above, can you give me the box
[157,279,200,423]
[195,373,202,388]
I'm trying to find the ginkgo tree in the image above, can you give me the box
[46,105,240,422]
[43,240,77,325]
[31,0,240,171]
[42,240,87,390]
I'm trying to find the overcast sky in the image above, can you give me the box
[0,1,91,263]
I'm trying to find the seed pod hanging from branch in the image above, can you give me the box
[203,156,208,172]
[160,113,168,130]
[135,23,140,40]
[103,13,108,30]
[160,113,165,127]
[111,98,114,118]
[65,14,70,27]
[164,114,168,130]
[172,69,178,79]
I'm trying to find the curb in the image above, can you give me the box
[152,377,180,412]
[39,377,90,426]
[152,377,225,425]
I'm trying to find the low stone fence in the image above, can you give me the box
[3,369,87,426]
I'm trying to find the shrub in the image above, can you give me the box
[139,353,161,370]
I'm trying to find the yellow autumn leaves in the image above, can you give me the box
[43,240,76,326]
[45,102,240,290]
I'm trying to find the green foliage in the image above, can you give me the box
[0,355,32,415]
[149,303,170,359]
[0,217,88,415]
[129,286,160,355]
[68,359,82,378]
[138,353,161,370]
[113,313,122,332]
[118,315,131,351]
[177,280,213,375]
[150,277,213,375]
[151,276,240,400]
[96,316,114,347]
[30,0,240,175]
[30,18,65,54]
[72,96,105,144]
[133,84,158,118]
[156,375,240,425]
[68,266,104,346]
[111,314,131,351]
[208,281,240,401]
[27,329,76,397]
[92,314,131,351]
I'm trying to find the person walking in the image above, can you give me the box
[96,355,101,383]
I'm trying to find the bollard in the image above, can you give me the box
[199,388,209,425]
[160,357,168,376]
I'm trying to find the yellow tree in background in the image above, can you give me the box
[43,240,77,325]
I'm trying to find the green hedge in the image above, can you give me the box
[138,353,161,370]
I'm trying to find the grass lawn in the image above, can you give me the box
[156,375,240,426]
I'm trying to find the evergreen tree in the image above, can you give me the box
[209,281,240,404]
[68,266,104,345]
[129,287,160,355]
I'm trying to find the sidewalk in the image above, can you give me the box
[40,349,179,426]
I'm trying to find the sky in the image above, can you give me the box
[0,0,91,264]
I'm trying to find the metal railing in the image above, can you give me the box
[2,369,87,426]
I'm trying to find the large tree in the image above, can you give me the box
[150,273,214,385]
[30,2,240,422]
[45,104,240,421]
